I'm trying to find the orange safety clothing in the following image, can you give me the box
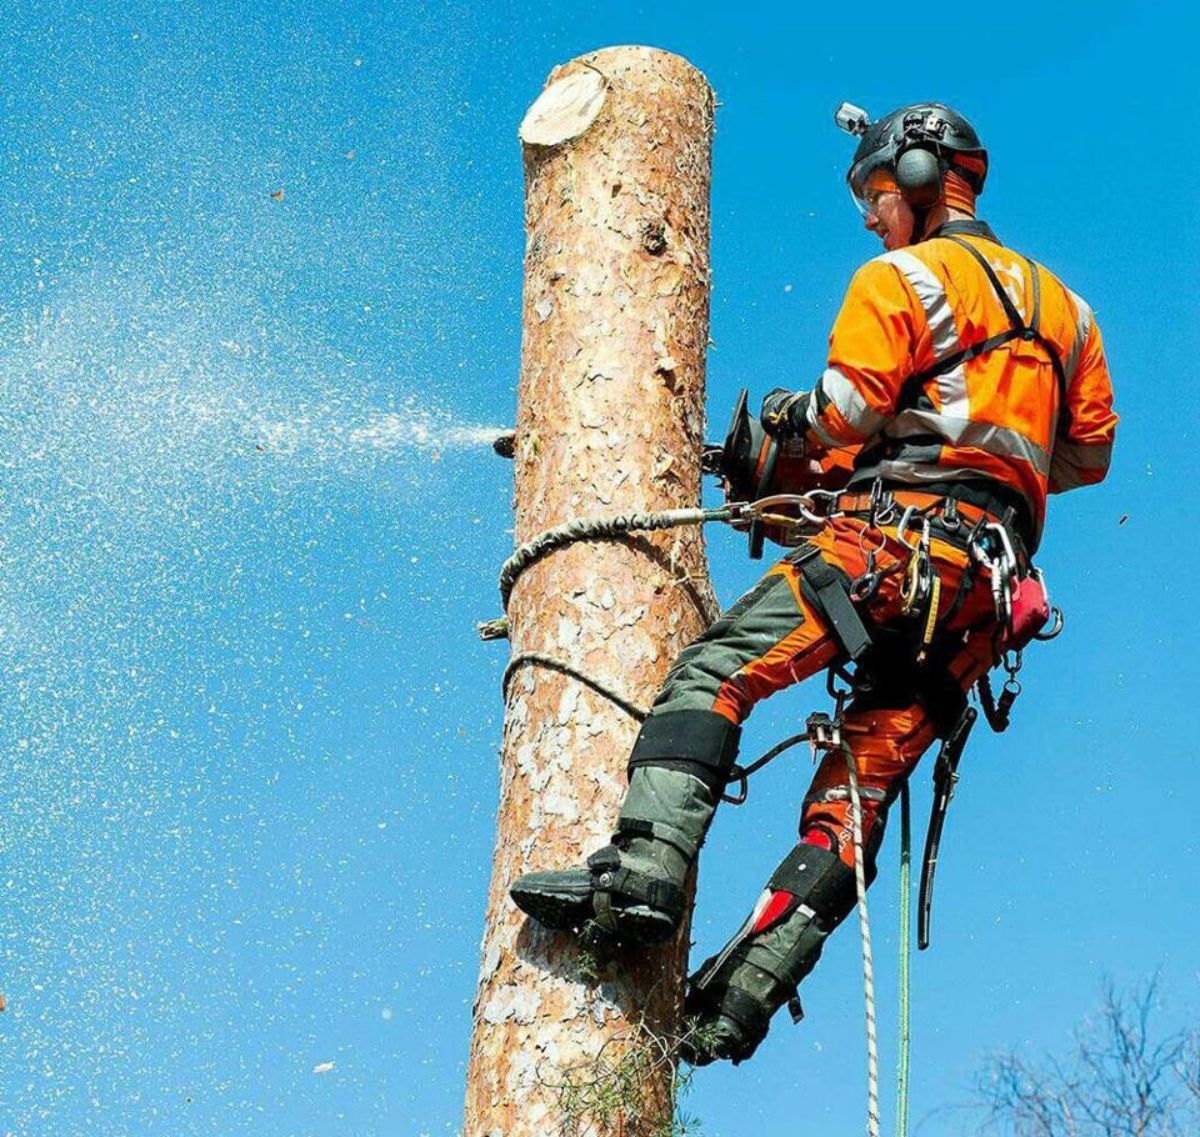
[702,511,996,867]
[799,226,1117,544]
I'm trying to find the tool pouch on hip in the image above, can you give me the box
[1004,569,1051,650]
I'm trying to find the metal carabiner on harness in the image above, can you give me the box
[971,521,1018,632]
[749,491,840,529]
[896,507,934,617]
[867,478,896,528]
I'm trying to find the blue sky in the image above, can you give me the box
[0,2,1196,1135]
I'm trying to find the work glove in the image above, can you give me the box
[760,387,808,439]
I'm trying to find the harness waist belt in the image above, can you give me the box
[843,478,1035,550]
[837,487,1031,559]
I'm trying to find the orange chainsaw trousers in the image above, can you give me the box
[646,508,1000,868]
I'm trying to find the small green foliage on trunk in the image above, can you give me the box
[541,1017,723,1137]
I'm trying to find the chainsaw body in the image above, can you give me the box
[704,388,857,558]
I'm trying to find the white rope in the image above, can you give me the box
[843,741,881,1137]
[896,784,912,1137]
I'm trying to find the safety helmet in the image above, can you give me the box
[836,101,988,217]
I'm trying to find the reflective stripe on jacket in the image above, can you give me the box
[802,229,1117,538]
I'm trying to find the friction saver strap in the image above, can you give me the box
[626,710,742,799]
[787,544,873,661]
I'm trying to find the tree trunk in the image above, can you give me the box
[464,46,716,1137]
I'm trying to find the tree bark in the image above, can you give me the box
[464,46,716,1137]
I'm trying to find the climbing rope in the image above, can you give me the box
[843,740,881,1137]
[896,784,912,1137]
[498,506,733,610]
[502,652,649,722]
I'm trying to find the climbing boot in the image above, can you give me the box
[510,710,740,946]
[680,842,857,1066]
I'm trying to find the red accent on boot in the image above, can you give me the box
[750,889,796,934]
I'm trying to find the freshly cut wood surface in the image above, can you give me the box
[518,68,608,147]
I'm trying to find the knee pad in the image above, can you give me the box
[626,710,741,800]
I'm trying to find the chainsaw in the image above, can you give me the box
[703,388,857,558]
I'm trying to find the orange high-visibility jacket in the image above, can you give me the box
[801,227,1117,541]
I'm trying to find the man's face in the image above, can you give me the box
[863,187,915,250]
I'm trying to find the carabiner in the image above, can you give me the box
[749,493,834,529]
[850,550,883,602]
[895,505,928,553]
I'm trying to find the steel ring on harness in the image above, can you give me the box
[856,517,889,560]
[1033,606,1065,641]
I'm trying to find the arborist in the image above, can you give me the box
[509,101,1117,1066]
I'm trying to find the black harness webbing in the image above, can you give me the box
[900,236,1068,413]
[788,545,873,661]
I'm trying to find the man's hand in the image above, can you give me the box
[760,387,808,439]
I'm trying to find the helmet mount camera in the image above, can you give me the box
[834,102,871,137]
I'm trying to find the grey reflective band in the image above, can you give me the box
[880,249,970,417]
[810,366,886,443]
[851,456,994,487]
[805,785,888,804]
[1064,290,1094,384]
[1049,438,1113,490]
[887,410,1051,475]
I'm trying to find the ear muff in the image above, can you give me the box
[895,147,942,208]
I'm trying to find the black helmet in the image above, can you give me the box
[837,101,988,211]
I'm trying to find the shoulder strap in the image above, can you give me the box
[945,235,1026,329]
[899,236,1068,415]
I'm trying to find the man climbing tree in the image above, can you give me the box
[511,101,1117,1066]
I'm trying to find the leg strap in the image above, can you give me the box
[627,709,741,797]
[611,815,700,862]
[768,842,858,919]
[787,545,873,661]
[585,845,687,924]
